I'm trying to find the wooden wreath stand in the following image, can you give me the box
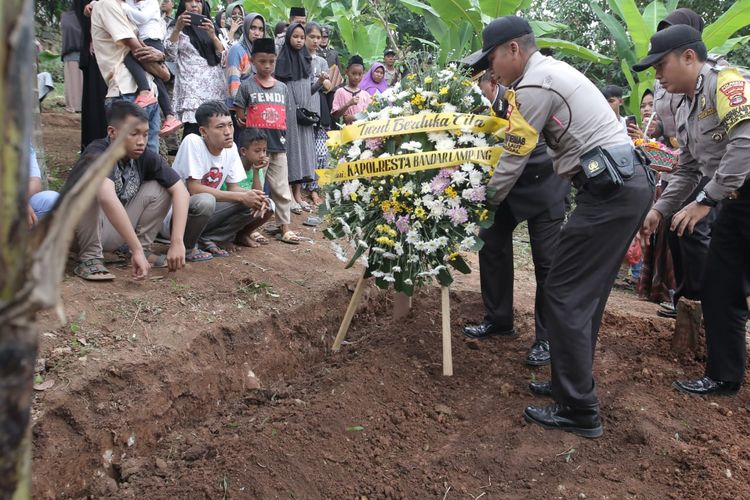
[331,270,453,376]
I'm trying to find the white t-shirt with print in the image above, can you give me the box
[173,133,246,187]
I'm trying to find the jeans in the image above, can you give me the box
[105,94,160,154]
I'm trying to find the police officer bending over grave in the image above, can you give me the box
[636,25,750,397]
[477,16,654,438]
[463,71,569,370]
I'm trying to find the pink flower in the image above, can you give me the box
[448,206,469,225]
[383,209,396,223]
[366,138,384,151]
[467,185,486,202]
[438,168,456,179]
[430,176,450,194]
[395,215,410,234]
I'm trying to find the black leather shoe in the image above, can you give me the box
[462,322,515,339]
[525,340,550,366]
[657,308,677,319]
[523,403,603,438]
[673,376,740,396]
[529,380,552,397]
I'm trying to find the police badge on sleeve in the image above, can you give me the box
[716,68,750,130]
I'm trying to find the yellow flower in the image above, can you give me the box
[448,252,460,261]
[479,209,489,221]
[350,192,358,201]
[444,186,457,198]
[439,86,449,95]
[375,236,395,247]
[461,79,473,87]
[406,73,417,80]
[424,76,433,84]
[411,93,426,106]
[414,207,426,219]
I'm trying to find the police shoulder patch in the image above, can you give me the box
[716,67,750,130]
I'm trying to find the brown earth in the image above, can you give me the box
[31,112,750,499]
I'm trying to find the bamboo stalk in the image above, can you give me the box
[332,270,367,352]
[441,287,453,376]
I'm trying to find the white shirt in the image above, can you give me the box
[173,134,246,188]
[123,0,165,41]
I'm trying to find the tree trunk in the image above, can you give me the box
[1,2,131,494]
[671,299,705,359]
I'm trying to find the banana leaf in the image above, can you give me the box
[536,37,613,64]
[703,0,750,51]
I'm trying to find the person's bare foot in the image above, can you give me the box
[310,191,323,205]
[217,241,240,252]
[235,233,261,248]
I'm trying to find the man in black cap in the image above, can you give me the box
[478,15,654,438]
[463,71,568,370]
[636,25,750,397]
[383,48,399,86]
[276,7,306,52]
[651,9,721,321]
[317,26,341,69]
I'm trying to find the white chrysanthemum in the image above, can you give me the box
[347,144,362,160]
[421,182,432,194]
[462,95,475,106]
[451,170,468,185]
[400,141,423,152]
[406,231,421,245]
[443,103,457,113]
[464,222,478,235]
[333,189,342,202]
[471,135,488,147]
[371,271,385,278]
[469,170,483,187]
[394,242,404,256]
[360,150,374,160]
[434,136,455,151]
[460,236,477,250]
[392,266,402,273]
[461,162,474,173]
[354,204,366,221]
[383,275,396,283]
[389,106,404,116]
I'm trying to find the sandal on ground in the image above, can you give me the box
[275,231,302,245]
[250,231,269,245]
[303,216,322,227]
[74,258,115,281]
[299,200,313,212]
[290,203,303,215]
[145,251,169,268]
[186,247,213,262]
[113,243,131,261]
[263,223,281,236]
[201,241,231,257]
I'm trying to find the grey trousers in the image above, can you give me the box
[75,181,171,261]
[546,165,654,408]
[191,195,253,246]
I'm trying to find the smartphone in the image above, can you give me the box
[625,115,637,128]
[189,12,206,27]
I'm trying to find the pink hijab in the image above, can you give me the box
[360,63,389,96]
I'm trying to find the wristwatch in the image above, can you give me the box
[695,190,718,207]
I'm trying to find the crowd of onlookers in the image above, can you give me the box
[35,1,404,280]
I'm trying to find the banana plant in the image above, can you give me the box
[590,0,750,117]
[401,0,612,66]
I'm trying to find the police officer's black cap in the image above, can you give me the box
[251,38,276,55]
[384,48,396,56]
[290,7,306,17]
[632,25,703,72]
[473,16,533,69]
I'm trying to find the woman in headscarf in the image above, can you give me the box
[226,13,265,105]
[360,62,388,96]
[74,0,108,150]
[214,9,241,48]
[275,22,317,212]
[165,0,227,136]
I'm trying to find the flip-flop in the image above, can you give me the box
[74,258,115,281]
[291,203,303,215]
[201,241,231,257]
[303,216,322,227]
[250,231,270,245]
[275,231,301,245]
[299,201,313,212]
[186,248,213,262]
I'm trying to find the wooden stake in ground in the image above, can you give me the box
[392,292,412,321]
[332,270,367,351]
[441,287,453,376]
[671,298,705,358]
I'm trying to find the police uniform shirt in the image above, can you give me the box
[487,51,630,204]
[652,62,750,216]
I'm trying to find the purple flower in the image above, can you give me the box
[448,206,469,225]
[395,215,410,234]
[438,168,456,179]
[430,176,450,194]
[383,209,396,223]
[366,138,384,151]
[468,185,486,202]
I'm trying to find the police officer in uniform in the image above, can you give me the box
[463,73,569,369]
[317,26,341,70]
[636,25,750,396]
[652,9,720,319]
[477,16,654,438]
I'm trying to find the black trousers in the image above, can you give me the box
[667,177,717,302]
[703,195,750,383]
[479,202,563,341]
[547,165,654,407]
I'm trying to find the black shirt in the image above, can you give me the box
[63,138,180,204]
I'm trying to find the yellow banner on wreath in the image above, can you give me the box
[327,113,509,148]
[317,147,504,185]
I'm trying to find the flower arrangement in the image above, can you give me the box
[319,65,501,296]
[633,137,679,173]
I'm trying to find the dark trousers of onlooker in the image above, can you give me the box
[666,177,717,304]
[702,186,750,384]
[123,38,174,116]
[546,164,653,408]
[479,202,563,342]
